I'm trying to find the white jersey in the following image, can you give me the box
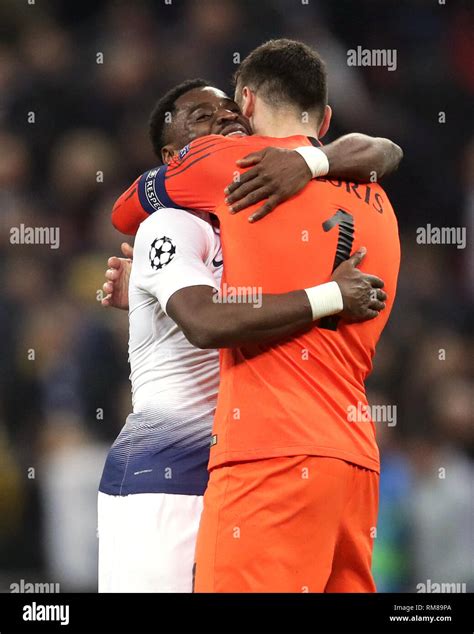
[99,208,222,496]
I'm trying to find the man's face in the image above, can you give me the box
[162,86,252,163]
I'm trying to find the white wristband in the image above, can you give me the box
[294,146,329,179]
[304,281,343,321]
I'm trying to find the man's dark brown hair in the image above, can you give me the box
[234,38,328,120]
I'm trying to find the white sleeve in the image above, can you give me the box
[133,208,220,314]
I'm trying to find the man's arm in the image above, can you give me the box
[133,210,386,350]
[322,133,403,181]
[102,242,386,327]
[224,134,403,221]
[111,133,402,234]
[111,135,245,235]
[111,177,149,235]
[167,249,386,349]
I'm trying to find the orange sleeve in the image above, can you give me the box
[111,176,149,236]
[163,135,247,212]
[111,135,257,235]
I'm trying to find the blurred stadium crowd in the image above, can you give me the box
[0,0,472,592]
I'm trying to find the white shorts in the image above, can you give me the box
[98,491,203,592]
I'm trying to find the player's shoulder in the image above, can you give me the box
[136,207,198,232]
[180,133,253,154]
[171,132,309,166]
[136,207,214,242]
[363,180,392,205]
[313,177,395,217]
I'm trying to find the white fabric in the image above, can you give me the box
[294,145,329,178]
[128,208,222,412]
[304,280,344,320]
[98,492,203,592]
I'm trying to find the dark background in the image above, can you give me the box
[0,0,472,592]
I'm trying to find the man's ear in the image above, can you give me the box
[241,86,255,119]
[161,145,177,165]
[318,105,332,140]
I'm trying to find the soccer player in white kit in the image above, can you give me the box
[98,78,401,592]
[98,207,223,592]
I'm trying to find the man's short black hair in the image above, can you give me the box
[149,78,212,160]
[234,39,327,119]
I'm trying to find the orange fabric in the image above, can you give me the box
[165,134,311,211]
[211,170,400,473]
[194,455,379,592]
[111,133,400,473]
[164,135,400,472]
[112,176,148,235]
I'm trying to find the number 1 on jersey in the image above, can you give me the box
[320,209,355,331]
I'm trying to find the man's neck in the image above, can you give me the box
[254,110,319,140]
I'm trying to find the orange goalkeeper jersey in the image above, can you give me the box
[112,134,401,472]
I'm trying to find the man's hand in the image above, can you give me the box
[224,147,311,222]
[331,248,387,322]
[101,242,134,310]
